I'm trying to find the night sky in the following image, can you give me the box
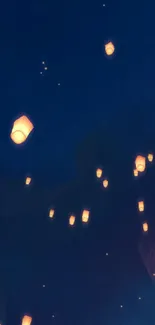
[1,0,155,324]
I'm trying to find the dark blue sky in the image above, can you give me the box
[1,0,155,181]
[1,0,155,324]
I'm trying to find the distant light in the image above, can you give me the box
[43,284,45,288]
[103,3,105,6]
[58,83,60,86]
[42,61,45,64]
[120,305,123,308]
[40,72,43,75]
[138,296,142,300]
[153,273,155,276]
[52,315,55,318]
[106,252,109,256]
[44,66,48,70]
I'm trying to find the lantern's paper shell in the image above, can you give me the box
[82,210,89,223]
[148,153,153,162]
[103,179,108,188]
[105,42,115,55]
[22,315,32,325]
[10,115,34,144]
[96,168,102,178]
[142,222,148,233]
[69,215,75,226]
[25,177,31,185]
[133,169,138,177]
[138,201,144,212]
[135,155,146,172]
[49,209,54,218]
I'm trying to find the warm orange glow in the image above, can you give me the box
[96,168,102,178]
[103,179,108,188]
[105,42,115,55]
[133,169,138,177]
[135,155,146,172]
[138,200,144,212]
[22,315,32,325]
[142,222,148,233]
[10,115,34,144]
[25,177,31,185]
[148,153,153,162]
[82,210,89,223]
[49,209,54,218]
[69,215,75,226]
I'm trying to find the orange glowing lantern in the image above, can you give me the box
[103,179,108,188]
[10,115,34,144]
[49,209,54,218]
[105,42,115,56]
[82,209,89,223]
[133,169,138,177]
[22,315,32,325]
[142,222,148,233]
[135,155,146,172]
[138,200,144,212]
[96,168,102,178]
[148,153,153,162]
[69,215,75,226]
[25,177,31,185]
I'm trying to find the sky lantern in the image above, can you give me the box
[142,222,148,233]
[133,169,138,177]
[96,168,102,178]
[148,153,153,162]
[82,210,90,223]
[103,179,108,188]
[10,115,34,144]
[135,155,146,172]
[22,315,32,325]
[25,177,31,185]
[49,209,54,218]
[69,215,75,226]
[105,41,115,56]
[138,200,144,212]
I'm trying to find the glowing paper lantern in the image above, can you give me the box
[148,153,153,162]
[142,222,148,233]
[135,155,146,172]
[82,210,89,223]
[69,215,75,226]
[22,315,32,325]
[49,209,54,218]
[105,42,115,56]
[133,169,138,177]
[138,200,144,212]
[25,177,31,185]
[10,115,34,144]
[96,168,102,178]
[103,179,108,188]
